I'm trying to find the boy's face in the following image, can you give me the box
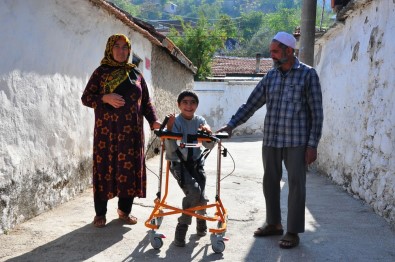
[178,96,198,120]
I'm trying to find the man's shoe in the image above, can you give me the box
[254,224,284,237]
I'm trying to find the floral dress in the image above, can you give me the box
[81,66,158,200]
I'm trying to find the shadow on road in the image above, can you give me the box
[6,221,130,262]
[242,172,395,262]
[123,230,226,261]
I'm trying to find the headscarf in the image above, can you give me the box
[100,34,136,93]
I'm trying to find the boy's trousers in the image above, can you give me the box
[170,161,208,225]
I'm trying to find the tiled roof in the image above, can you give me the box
[88,0,197,74]
[211,56,272,77]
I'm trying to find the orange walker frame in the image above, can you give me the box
[145,129,229,253]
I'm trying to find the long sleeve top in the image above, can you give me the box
[228,58,324,148]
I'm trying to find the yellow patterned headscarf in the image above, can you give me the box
[101,34,136,93]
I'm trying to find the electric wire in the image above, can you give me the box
[144,136,160,179]
[220,143,235,181]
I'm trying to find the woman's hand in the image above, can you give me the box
[102,93,125,108]
[151,121,161,130]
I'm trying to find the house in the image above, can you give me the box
[164,2,177,14]
[331,0,352,14]
[0,0,195,233]
[209,55,272,81]
[150,19,197,36]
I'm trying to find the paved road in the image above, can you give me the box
[1,136,394,262]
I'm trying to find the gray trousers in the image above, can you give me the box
[170,161,208,225]
[262,146,306,233]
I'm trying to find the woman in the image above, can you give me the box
[81,34,161,228]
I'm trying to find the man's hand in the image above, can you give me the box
[305,147,317,165]
[216,125,233,138]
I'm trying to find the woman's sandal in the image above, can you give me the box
[117,209,137,225]
[279,232,300,249]
[93,215,106,228]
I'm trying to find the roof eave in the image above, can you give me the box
[88,0,197,74]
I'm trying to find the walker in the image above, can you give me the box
[145,121,229,253]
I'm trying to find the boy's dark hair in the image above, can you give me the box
[177,90,199,104]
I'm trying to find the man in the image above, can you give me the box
[217,32,323,249]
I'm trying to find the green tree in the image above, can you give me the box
[109,0,141,16]
[245,27,274,57]
[217,15,238,39]
[168,14,225,80]
[263,8,300,34]
[316,4,333,30]
[223,6,301,57]
[238,11,265,44]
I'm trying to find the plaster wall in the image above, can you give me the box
[145,46,195,158]
[194,81,266,135]
[0,0,180,233]
[151,46,194,121]
[314,0,395,226]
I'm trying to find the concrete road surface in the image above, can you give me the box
[0,136,394,262]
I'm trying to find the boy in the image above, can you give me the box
[165,90,215,247]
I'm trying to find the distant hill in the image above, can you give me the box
[123,0,332,21]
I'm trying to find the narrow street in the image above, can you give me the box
[1,136,394,262]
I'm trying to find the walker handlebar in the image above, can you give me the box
[159,115,169,131]
[154,129,229,141]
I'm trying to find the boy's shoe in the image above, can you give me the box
[196,219,207,236]
[174,223,189,247]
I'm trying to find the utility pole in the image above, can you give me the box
[299,0,317,66]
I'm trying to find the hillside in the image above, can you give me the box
[112,0,331,21]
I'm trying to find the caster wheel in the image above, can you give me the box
[212,240,225,253]
[151,236,163,250]
[156,216,163,225]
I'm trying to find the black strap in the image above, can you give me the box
[187,134,194,161]
[175,148,207,195]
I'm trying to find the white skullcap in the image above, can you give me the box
[273,32,296,49]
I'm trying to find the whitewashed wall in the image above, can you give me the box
[0,0,161,233]
[314,0,395,226]
[194,81,266,134]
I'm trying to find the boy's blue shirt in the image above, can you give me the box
[165,114,215,162]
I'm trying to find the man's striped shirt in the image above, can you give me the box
[228,58,323,148]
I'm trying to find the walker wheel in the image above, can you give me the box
[212,240,225,253]
[151,236,163,250]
